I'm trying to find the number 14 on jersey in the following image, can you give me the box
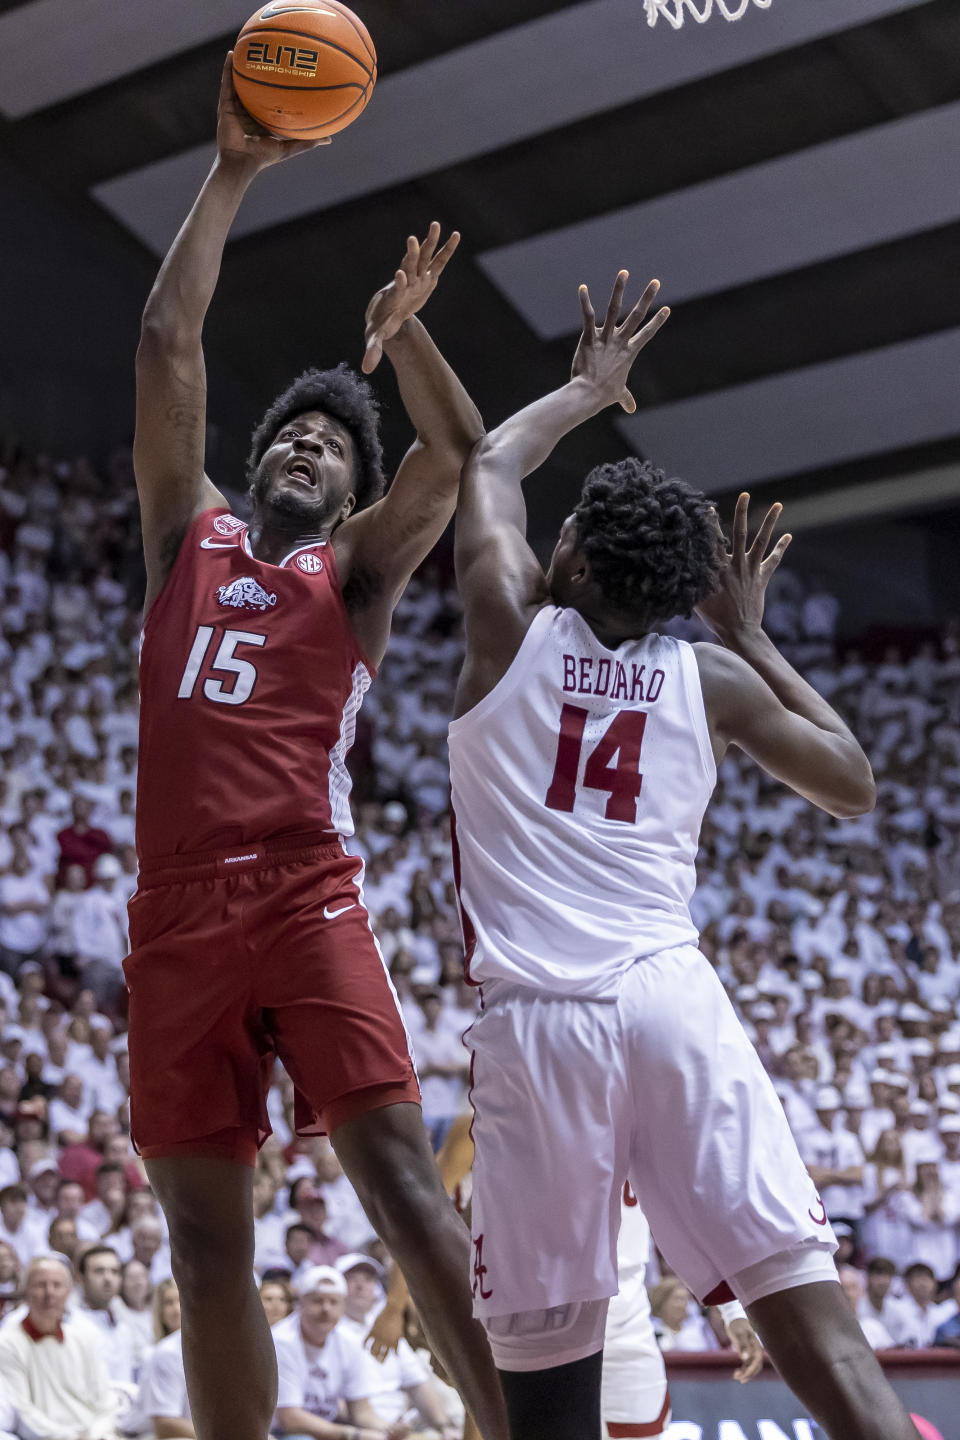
[545,704,647,823]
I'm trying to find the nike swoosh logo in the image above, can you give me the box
[200,539,237,549]
[260,2,336,16]
[323,903,355,920]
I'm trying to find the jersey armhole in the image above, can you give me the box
[141,506,229,633]
[448,606,557,735]
[319,541,378,681]
[678,640,718,788]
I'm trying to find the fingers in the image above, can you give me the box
[732,491,750,556]
[627,304,671,352]
[578,284,597,338]
[761,532,792,574]
[429,230,461,279]
[601,270,630,339]
[417,220,442,273]
[361,335,383,375]
[620,278,661,337]
[749,500,783,561]
[220,52,234,100]
[619,387,637,414]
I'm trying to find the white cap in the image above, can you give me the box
[937,1094,960,1113]
[946,1065,960,1086]
[29,1157,59,1180]
[801,972,824,991]
[297,1265,347,1297]
[910,1100,931,1118]
[875,1043,898,1060]
[93,853,121,880]
[939,1116,960,1134]
[2,1025,25,1043]
[382,801,407,824]
[815,1086,842,1111]
[887,1072,910,1090]
[930,998,953,1013]
[939,1031,960,1051]
[908,1038,934,1057]
[870,1068,895,1085]
[899,1003,928,1023]
[334,1252,385,1281]
[752,1002,775,1021]
[844,1085,870,1108]
[912,1138,942,1166]
[736,985,758,1002]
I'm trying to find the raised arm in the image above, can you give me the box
[135,55,324,607]
[454,274,669,711]
[332,225,481,644]
[695,494,876,819]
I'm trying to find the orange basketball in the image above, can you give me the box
[233,1,377,141]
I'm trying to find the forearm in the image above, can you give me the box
[480,376,606,483]
[717,624,863,745]
[141,157,256,339]
[275,1406,349,1438]
[384,318,482,456]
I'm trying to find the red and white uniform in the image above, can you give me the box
[602,1185,670,1440]
[449,607,837,1333]
[137,507,369,859]
[126,509,419,1161]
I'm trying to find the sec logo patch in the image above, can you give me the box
[296,553,323,574]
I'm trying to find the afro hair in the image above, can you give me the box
[246,363,386,513]
[572,457,723,629]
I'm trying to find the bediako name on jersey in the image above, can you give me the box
[562,653,665,704]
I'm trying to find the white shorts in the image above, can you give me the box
[467,945,836,1320]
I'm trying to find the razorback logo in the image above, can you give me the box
[214,513,245,536]
[217,577,277,612]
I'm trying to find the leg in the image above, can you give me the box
[146,1152,277,1440]
[498,1352,603,1440]
[332,1101,509,1440]
[747,1281,921,1440]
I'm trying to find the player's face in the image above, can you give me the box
[253,411,357,528]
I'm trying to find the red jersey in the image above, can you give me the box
[136,508,373,860]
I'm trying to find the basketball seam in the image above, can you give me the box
[320,0,377,68]
[237,27,374,80]
[260,85,370,131]
[232,71,367,93]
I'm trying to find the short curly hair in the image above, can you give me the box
[572,458,723,628]
[246,363,386,512]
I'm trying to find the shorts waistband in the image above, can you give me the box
[137,832,345,887]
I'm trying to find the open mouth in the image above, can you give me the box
[285,458,317,486]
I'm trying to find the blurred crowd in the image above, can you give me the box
[0,438,959,1434]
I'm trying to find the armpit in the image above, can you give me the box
[343,563,385,615]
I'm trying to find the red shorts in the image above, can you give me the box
[124,836,420,1166]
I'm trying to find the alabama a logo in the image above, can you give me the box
[216,577,277,612]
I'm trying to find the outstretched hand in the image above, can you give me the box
[362,223,461,373]
[696,492,792,639]
[365,1302,405,1362]
[217,53,331,172]
[570,271,670,413]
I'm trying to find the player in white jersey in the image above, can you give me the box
[448,272,921,1440]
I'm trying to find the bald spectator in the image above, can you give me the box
[56,795,112,887]
[130,1217,170,1284]
[0,1253,121,1439]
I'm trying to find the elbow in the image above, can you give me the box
[138,296,195,362]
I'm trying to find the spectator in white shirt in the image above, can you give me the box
[138,1277,193,1438]
[838,1266,893,1350]
[0,854,49,978]
[857,1256,901,1339]
[0,1252,121,1439]
[77,1244,146,1386]
[901,1152,960,1282]
[272,1264,403,1439]
[72,857,128,1013]
[861,1131,913,1263]
[336,1253,455,1436]
[49,1071,91,1145]
[79,1161,128,1239]
[887,1262,955,1347]
[129,1218,171,1286]
[118,1258,154,1350]
[413,990,469,1152]
[798,1086,865,1224]
[0,1184,47,1268]
[650,1278,719,1353]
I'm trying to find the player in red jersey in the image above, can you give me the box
[128,60,506,1440]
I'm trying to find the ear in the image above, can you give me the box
[339,491,357,523]
[568,551,591,589]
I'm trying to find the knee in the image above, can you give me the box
[166,1209,253,1293]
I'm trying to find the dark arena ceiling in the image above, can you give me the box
[1,0,959,564]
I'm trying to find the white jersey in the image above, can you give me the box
[448,606,715,997]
